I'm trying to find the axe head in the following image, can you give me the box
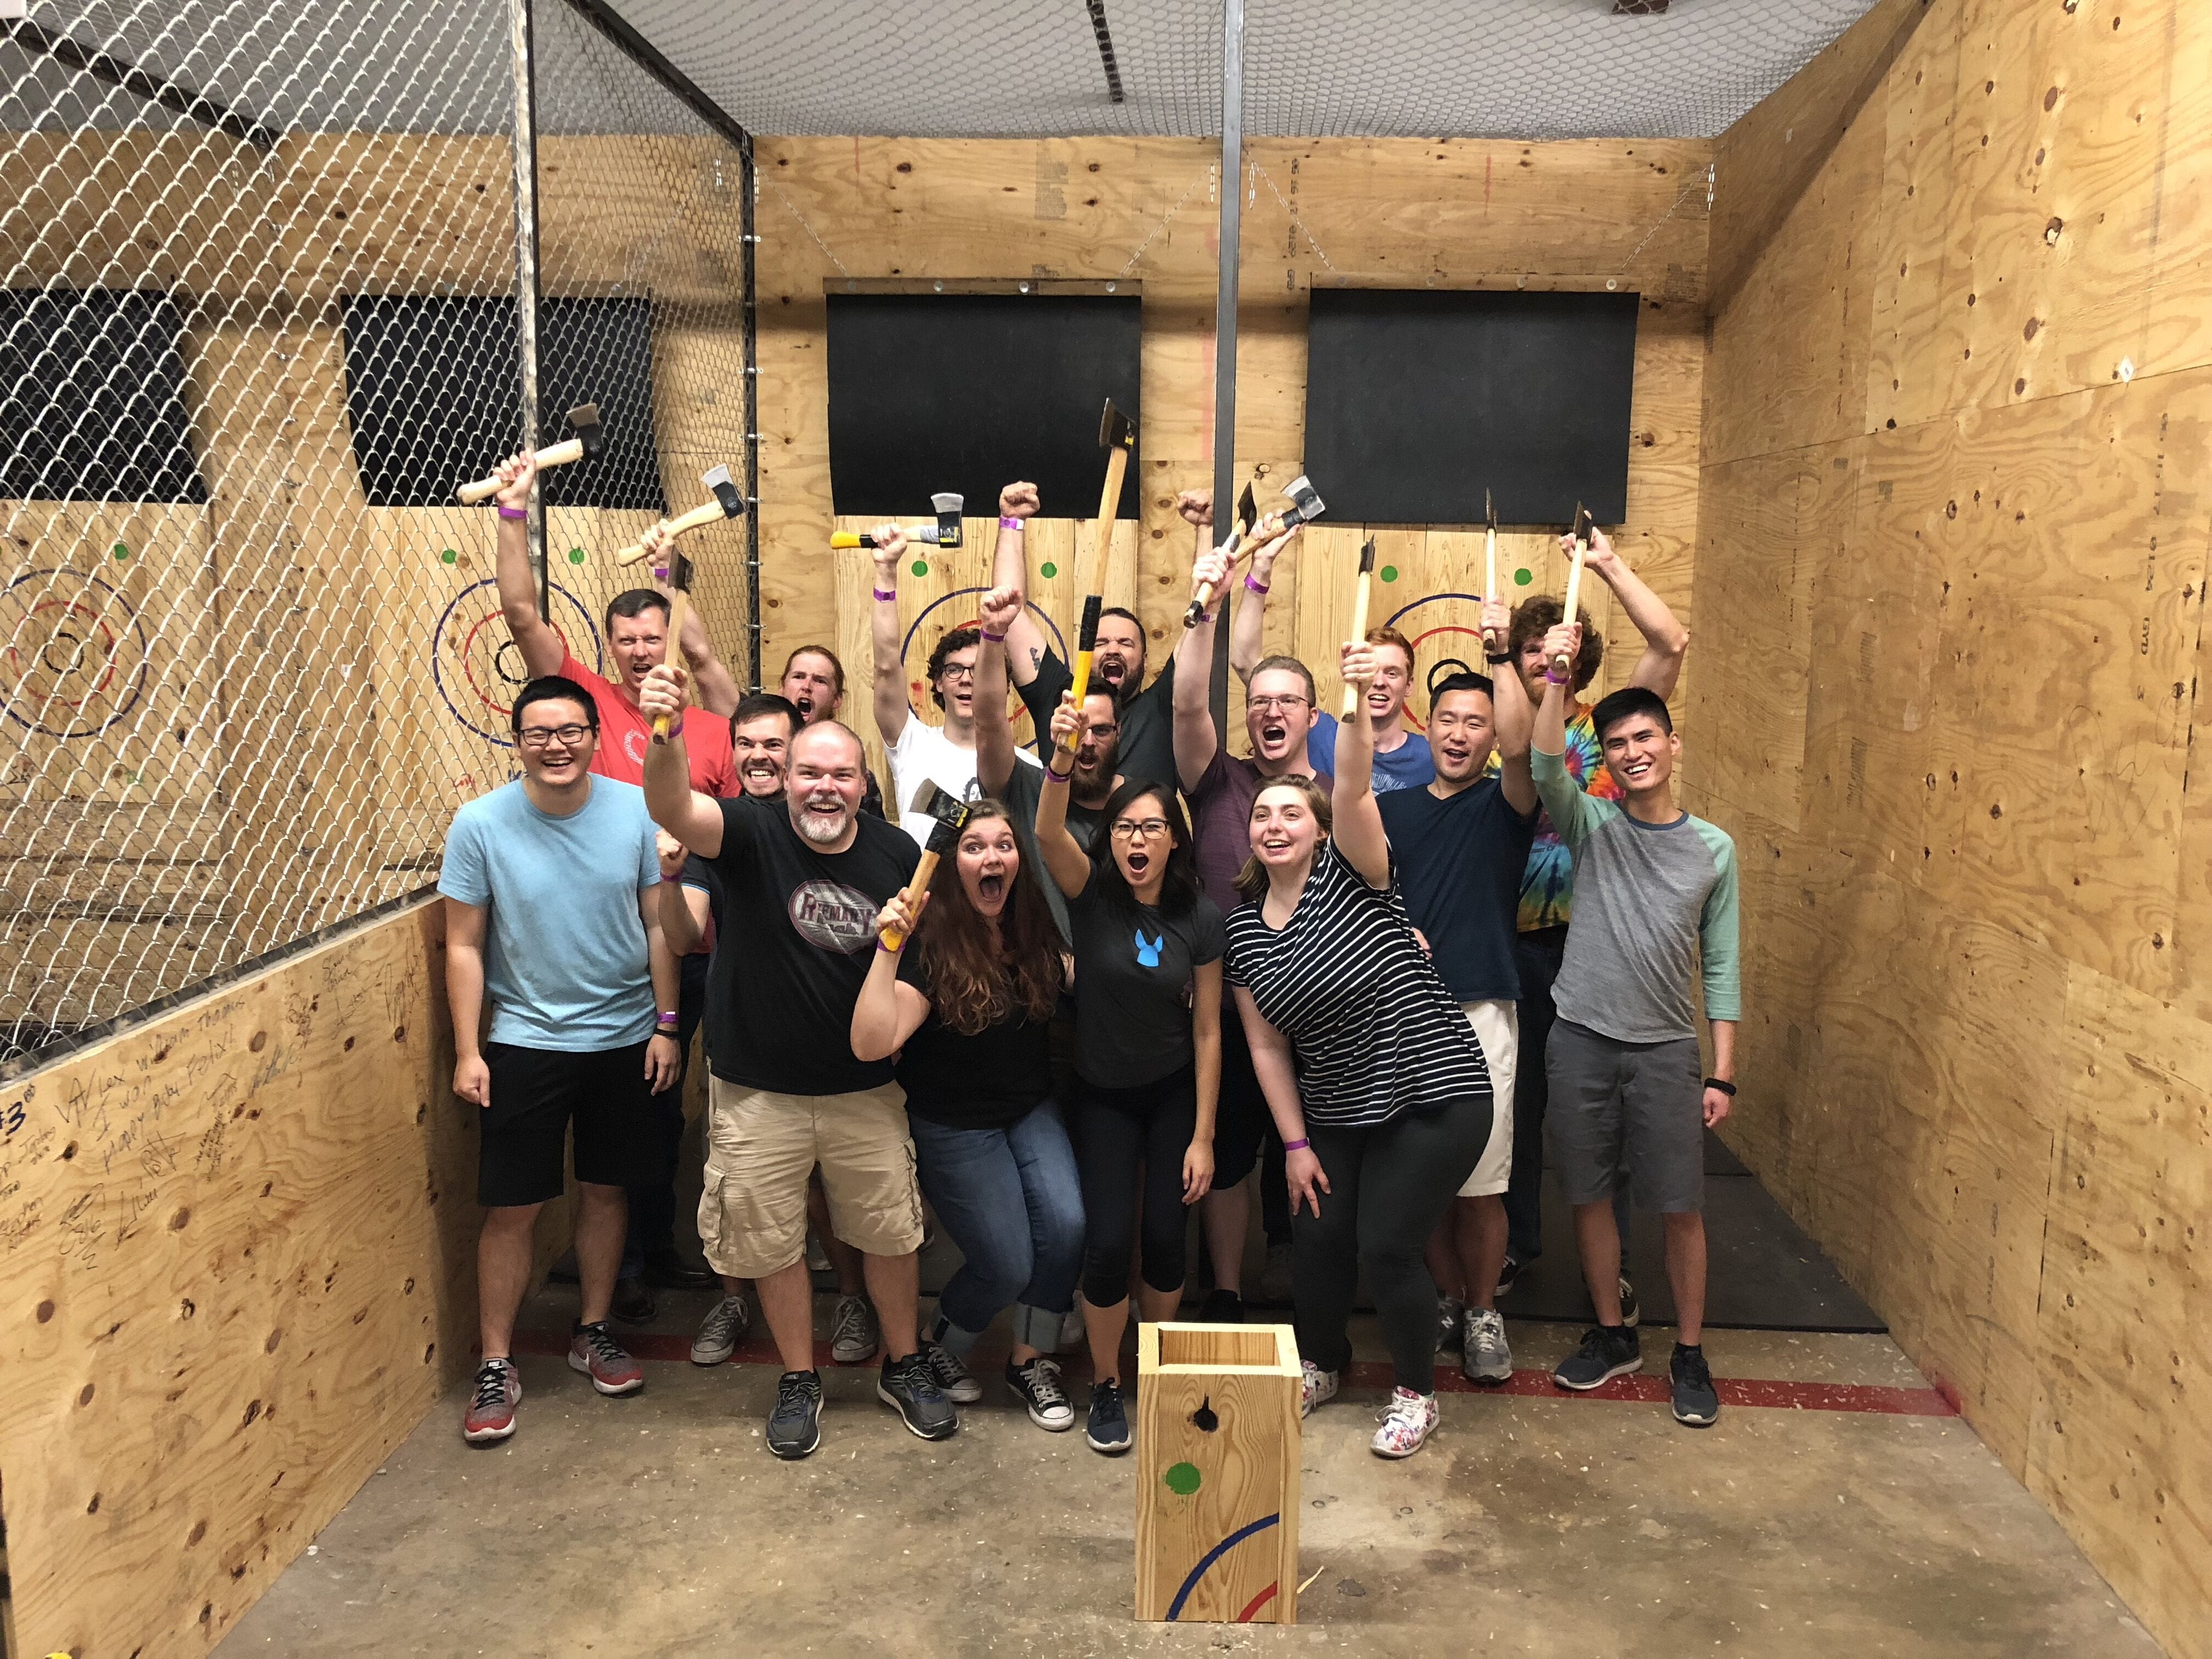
[656,549,695,592]
[907,779,973,853]
[1486,488,1497,534]
[1075,593,1102,652]
[1282,473,1326,528]
[1571,501,1592,545]
[930,491,964,549]
[1235,482,1257,535]
[1357,535,1376,575]
[702,464,745,520]
[1097,398,1136,453]
[567,402,604,460]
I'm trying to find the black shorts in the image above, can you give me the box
[1211,999,1272,1188]
[478,1040,654,1207]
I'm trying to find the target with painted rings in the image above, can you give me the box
[899,588,1066,714]
[0,568,151,739]
[1381,590,1494,735]
[432,577,603,747]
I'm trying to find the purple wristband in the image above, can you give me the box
[999,515,1026,530]
[496,504,527,521]
[1283,1138,1310,1153]
[873,586,897,602]
[980,629,1006,643]
[1243,572,1270,595]
[1544,668,1570,686]
[1045,761,1074,783]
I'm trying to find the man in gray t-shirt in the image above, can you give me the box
[1529,621,1740,1430]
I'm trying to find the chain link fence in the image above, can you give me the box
[0,0,755,1070]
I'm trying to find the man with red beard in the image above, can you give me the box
[775,644,885,819]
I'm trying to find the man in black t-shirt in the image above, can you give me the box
[641,667,956,1459]
[1377,609,1538,1387]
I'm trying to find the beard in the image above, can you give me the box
[794,798,850,844]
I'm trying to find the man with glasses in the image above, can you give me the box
[443,676,683,1444]
[870,527,1038,847]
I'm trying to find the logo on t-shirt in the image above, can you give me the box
[623,727,650,767]
[788,880,881,954]
[1134,928,1164,968]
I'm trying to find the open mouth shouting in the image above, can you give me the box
[1121,846,1152,880]
[975,868,1006,908]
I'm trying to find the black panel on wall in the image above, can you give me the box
[826,294,1141,521]
[0,289,207,503]
[341,295,667,511]
[1302,288,1639,526]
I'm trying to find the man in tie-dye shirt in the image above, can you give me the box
[1490,526,1689,1297]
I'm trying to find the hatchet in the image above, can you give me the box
[1071,398,1137,618]
[456,403,603,504]
[1178,481,1256,629]
[831,493,966,550]
[1554,503,1592,679]
[880,780,974,951]
[1340,535,1377,719]
[650,548,696,743]
[1056,595,1103,763]
[1182,473,1326,629]
[616,464,746,566]
[1482,488,1502,656]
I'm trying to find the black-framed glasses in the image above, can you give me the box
[1110,818,1172,840]
[938,662,977,681]
[518,723,593,749]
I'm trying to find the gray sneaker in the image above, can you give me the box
[1618,1276,1642,1329]
[830,1293,881,1364]
[691,1292,752,1366]
[1460,1306,1513,1384]
[1435,1295,1466,1355]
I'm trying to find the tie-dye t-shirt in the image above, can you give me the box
[1489,703,1623,932]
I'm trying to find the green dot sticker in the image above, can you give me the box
[111,541,131,561]
[910,559,930,578]
[1040,561,1059,579]
[1379,565,1399,583]
[439,548,459,565]
[1163,1462,1203,1496]
[1513,567,1534,586]
[568,546,586,565]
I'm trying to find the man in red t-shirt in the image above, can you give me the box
[490,452,738,795]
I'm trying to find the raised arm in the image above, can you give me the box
[1229,515,1301,685]
[1331,638,1390,889]
[851,891,934,1062]
[1485,594,1538,817]
[444,898,490,1107]
[641,520,740,719]
[1172,540,1232,791]
[636,663,727,856]
[1034,698,1097,899]
[868,524,911,745]
[973,583,1023,796]
[491,452,567,680]
[1581,526,1689,699]
[990,482,1049,689]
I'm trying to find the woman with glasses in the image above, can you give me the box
[1035,697,1222,1455]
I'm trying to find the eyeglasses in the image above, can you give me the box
[938,662,977,681]
[518,723,592,748]
[1110,818,1172,840]
[1249,695,1310,713]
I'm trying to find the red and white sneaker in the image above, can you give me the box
[1371,1387,1440,1458]
[464,1357,522,1443]
[1300,1359,1340,1419]
[568,1319,645,1396]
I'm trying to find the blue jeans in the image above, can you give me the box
[910,1099,1085,1357]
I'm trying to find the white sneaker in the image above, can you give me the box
[1370,1387,1440,1458]
[1460,1307,1513,1384]
[1300,1359,1340,1419]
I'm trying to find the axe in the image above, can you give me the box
[1554,503,1592,679]
[1340,535,1377,719]
[1072,398,1137,609]
[1179,481,1256,629]
[1182,473,1326,629]
[881,780,973,951]
[1482,489,1501,656]
[650,548,696,743]
[1057,595,1103,760]
[456,403,602,504]
[616,464,745,567]
[831,493,966,550]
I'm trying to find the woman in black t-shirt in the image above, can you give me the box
[1037,696,1223,1456]
[854,801,1085,1434]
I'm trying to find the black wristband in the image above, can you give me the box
[1703,1077,1736,1097]
[1485,651,1512,665]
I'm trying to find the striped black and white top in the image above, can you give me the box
[1223,840,1492,1128]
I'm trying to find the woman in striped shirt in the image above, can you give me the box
[1223,640,1496,1459]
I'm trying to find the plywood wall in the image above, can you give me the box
[1688,3,2212,1654]
[759,137,1709,762]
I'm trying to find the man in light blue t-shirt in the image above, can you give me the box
[438,675,680,1446]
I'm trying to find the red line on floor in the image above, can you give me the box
[510,1331,1955,1418]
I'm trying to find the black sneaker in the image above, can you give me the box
[1553,1324,1641,1391]
[1618,1274,1641,1329]
[1086,1378,1132,1454]
[611,1275,656,1325]
[767,1369,823,1459]
[1007,1356,1076,1432]
[1671,1344,1719,1427]
[1494,1253,1525,1296]
[642,1247,718,1291]
[917,1337,982,1403]
[877,1352,960,1440]
[1198,1287,1244,1323]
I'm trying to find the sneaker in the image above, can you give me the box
[1553,1324,1641,1391]
[830,1293,881,1364]
[1260,1240,1294,1303]
[568,1319,645,1396]
[877,1352,960,1440]
[1299,1359,1340,1419]
[1618,1275,1641,1329]
[767,1369,823,1459]
[1086,1379,1132,1454]
[917,1338,983,1404]
[462,1357,521,1443]
[690,1292,752,1366]
[1007,1356,1075,1432]
[1370,1387,1440,1459]
[1494,1252,1525,1297]
[1199,1287,1244,1323]
[1435,1295,1466,1354]
[612,1275,656,1325]
[1058,1305,1086,1352]
[1460,1306,1513,1384]
[1671,1344,1720,1427]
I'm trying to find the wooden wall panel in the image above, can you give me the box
[1696,2,2212,1652]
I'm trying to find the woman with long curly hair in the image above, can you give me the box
[853,800,1085,1434]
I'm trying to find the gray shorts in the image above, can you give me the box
[1545,1018,1705,1214]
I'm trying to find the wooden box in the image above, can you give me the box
[1133,1322,1302,1624]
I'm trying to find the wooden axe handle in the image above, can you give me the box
[617,499,730,566]
[456,436,590,505]
[1077,444,1131,602]
[878,852,939,952]
[1340,571,1372,719]
[1554,542,1588,677]
[652,590,692,741]
[1482,525,1499,648]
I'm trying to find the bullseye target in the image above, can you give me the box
[1382,590,1492,735]
[899,587,1065,714]
[0,569,151,738]
[432,578,603,747]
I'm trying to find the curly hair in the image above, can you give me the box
[924,626,981,711]
[1506,596,1604,692]
[910,802,1065,1035]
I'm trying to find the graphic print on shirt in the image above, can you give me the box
[788,880,880,953]
[622,726,650,768]
[1134,928,1164,968]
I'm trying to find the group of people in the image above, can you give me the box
[442,455,1741,1464]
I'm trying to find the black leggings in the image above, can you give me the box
[1294,1093,1492,1392]
[1073,1065,1197,1309]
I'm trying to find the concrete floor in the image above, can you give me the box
[219,1286,2162,1658]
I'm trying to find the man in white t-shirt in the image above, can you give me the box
[868,523,1037,844]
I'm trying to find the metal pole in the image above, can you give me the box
[741,132,763,691]
[509,0,546,620]
[1209,0,1243,736]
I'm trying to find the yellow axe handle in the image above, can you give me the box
[652,589,691,741]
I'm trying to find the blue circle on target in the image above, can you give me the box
[432,578,603,748]
[900,588,1066,715]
